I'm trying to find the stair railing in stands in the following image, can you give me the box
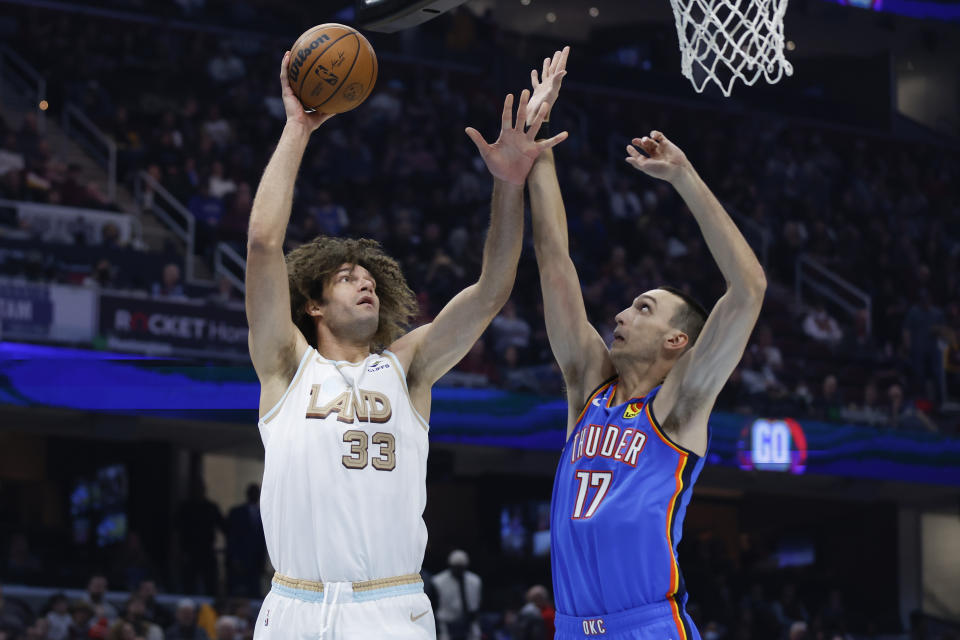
[61,104,117,204]
[795,254,872,335]
[0,45,47,133]
[134,169,199,285]
[214,241,246,295]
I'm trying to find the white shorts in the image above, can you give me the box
[254,572,436,640]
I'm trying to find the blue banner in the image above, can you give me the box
[1,343,958,486]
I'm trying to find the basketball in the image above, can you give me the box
[287,23,378,114]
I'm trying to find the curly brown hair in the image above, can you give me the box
[285,235,419,351]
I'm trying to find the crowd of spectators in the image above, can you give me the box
[1,3,959,434]
[0,577,255,640]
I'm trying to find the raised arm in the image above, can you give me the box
[526,48,615,427]
[627,132,766,455]
[391,90,566,417]
[246,52,333,415]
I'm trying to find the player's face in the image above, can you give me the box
[319,263,380,338]
[611,289,683,362]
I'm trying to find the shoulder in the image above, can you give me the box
[388,325,429,375]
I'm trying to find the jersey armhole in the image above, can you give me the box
[383,349,430,432]
[566,376,618,446]
[645,391,700,459]
[258,345,314,428]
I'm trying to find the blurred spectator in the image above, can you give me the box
[122,596,162,640]
[902,289,945,405]
[841,381,887,427]
[202,106,232,148]
[207,45,246,84]
[81,574,118,624]
[4,533,42,584]
[307,190,349,236]
[152,263,186,299]
[433,550,482,640]
[0,584,29,636]
[789,620,809,640]
[214,615,238,640]
[803,304,843,346]
[135,580,173,630]
[165,600,206,640]
[490,300,531,358]
[518,585,554,640]
[750,324,783,374]
[66,600,95,639]
[885,383,937,432]
[208,275,239,306]
[772,584,809,636]
[812,374,844,422]
[175,480,225,595]
[226,484,267,598]
[208,161,236,200]
[82,259,118,289]
[44,593,71,640]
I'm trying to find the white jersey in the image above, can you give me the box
[258,347,429,583]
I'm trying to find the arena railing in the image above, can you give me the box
[134,169,199,285]
[0,45,47,133]
[62,104,118,204]
[214,241,246,294]
[795,253,872,334]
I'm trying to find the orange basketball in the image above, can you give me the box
[287,23,378,114]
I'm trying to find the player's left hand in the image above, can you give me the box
[466,90,568,186]
[625,131,692,184]
[526,46,570,127]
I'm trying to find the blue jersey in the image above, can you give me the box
[550,378,706,630]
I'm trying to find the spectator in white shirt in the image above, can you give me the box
[432,550,482,640]
[803,303,843,345]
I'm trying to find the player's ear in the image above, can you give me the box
[665,330,688,352]
[306,299,324,319]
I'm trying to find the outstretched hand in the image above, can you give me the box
[465,90,568,186]
[526,46,569,127]
[280,51,335,132]
[625,131,692,184]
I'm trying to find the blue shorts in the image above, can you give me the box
[555,601,700,640]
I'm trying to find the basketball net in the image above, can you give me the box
[668,0,793,97]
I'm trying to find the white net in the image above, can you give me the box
[668,0,794,97]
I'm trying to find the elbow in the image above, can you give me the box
[247,228,283,254]
[730,268,767,301]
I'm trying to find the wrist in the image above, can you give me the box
[670,164,698,191]
[283,119,315,140]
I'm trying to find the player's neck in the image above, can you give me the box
[316,332,372,364]
[613,362,668,405]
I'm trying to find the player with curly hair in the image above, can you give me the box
[244,51,567,640]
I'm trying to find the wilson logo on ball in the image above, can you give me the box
[289,33,332,83]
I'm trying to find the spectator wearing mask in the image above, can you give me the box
[432,550,482,640]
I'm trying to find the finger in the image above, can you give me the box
[550,49,563,75]
[626,144,645,159]
[538,130,569,150]
[542,57,550,79]
[515,89,530,130]
[526,103,549,139]
[634,136,659,155]
[465,127,489,151]
[501,94,514,132]
[651,130,666,143]
[559,45,570,72]
[280,51,292,91]
[531,69,540,89]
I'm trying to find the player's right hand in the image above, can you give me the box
[526,46,569,128]
[280,51,335,133]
